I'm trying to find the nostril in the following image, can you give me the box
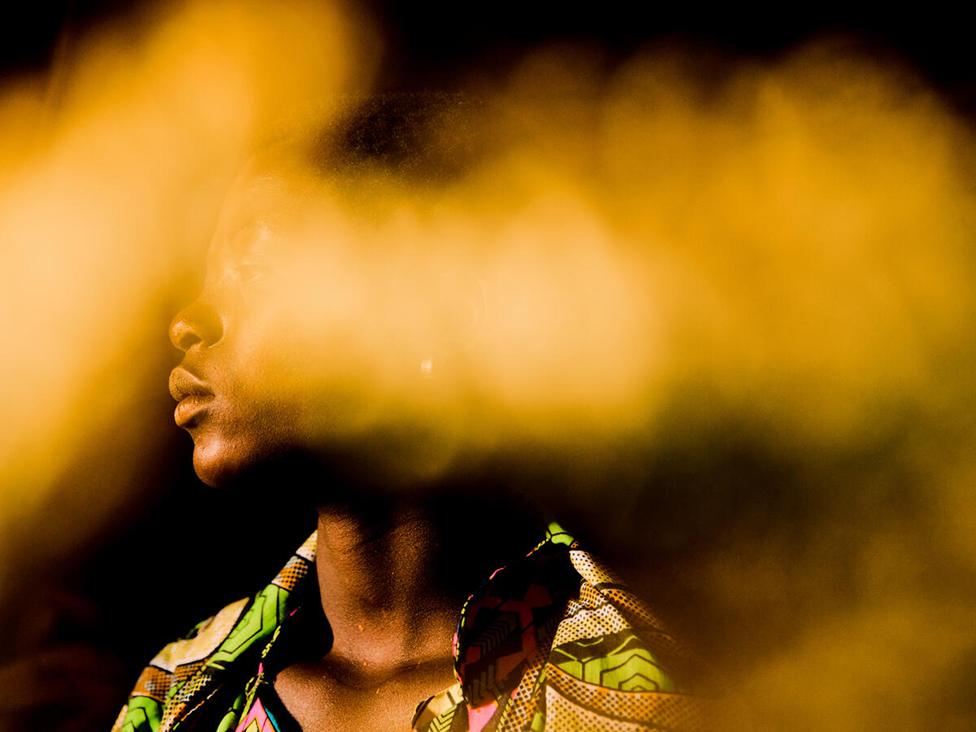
[169,315,201,352]
[169,300,223,351]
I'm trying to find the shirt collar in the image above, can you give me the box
[256,521,579,704]
[451,522,578,703]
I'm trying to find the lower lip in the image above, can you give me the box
[174,395,214,427]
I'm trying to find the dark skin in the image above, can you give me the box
[276,509,458,730]
[168,168,542,729]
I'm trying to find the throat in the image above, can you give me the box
[311,501,463,680]
[308,488,545,682]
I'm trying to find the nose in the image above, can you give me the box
[169,298,224,352]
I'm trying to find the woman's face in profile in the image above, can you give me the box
[168,169,329,487]
[167,164,458,488]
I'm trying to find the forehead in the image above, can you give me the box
[210,163,315,262]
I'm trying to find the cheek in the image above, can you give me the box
[218,296,391,445]
[189,349,310,485]
[231,311,322,414]
[208,358,307,447]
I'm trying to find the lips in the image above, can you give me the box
[169,367,214,427]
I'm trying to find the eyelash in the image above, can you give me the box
[233,263,269,283]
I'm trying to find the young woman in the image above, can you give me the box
[113,98,705,732]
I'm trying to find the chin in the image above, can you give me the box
[190,432,258,488]
[192,443,233,487]
[190,427,303,489]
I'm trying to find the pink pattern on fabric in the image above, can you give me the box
[466,700,499,732]
[235,697,277,732]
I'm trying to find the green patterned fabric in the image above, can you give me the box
[113,523,710,731]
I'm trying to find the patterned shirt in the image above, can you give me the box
[113,523,707,731]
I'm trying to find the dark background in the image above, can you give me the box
[3,2,974,109]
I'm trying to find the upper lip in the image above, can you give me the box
[169,367,213,402]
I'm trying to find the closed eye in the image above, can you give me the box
[233,262,271,283]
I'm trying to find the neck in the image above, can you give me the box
[312,489,542,682]
[314,501,454,676]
